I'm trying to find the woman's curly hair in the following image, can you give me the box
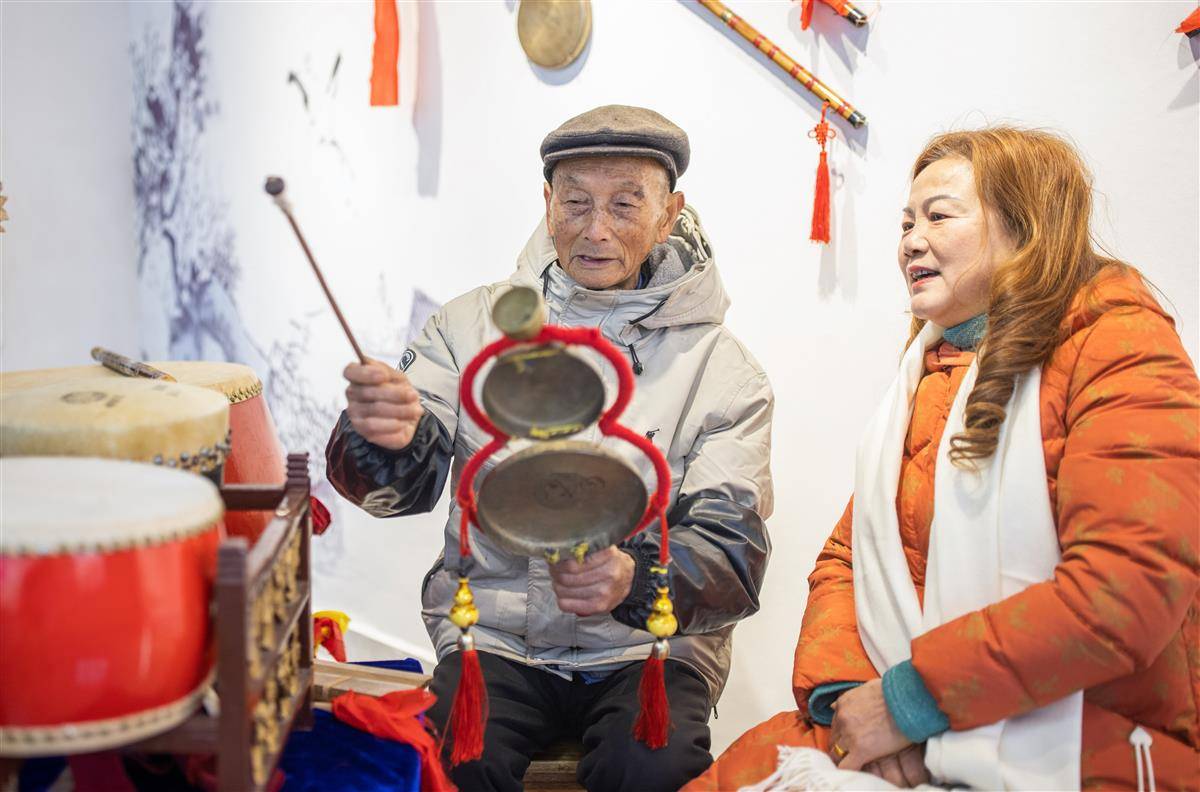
[906,127,1125,467]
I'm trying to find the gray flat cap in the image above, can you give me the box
[541,105,690,189]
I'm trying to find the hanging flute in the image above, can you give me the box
[696,0,866,128]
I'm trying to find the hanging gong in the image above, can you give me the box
[481,345,605,441]
[475,440,647,560]
[517,0,592,70]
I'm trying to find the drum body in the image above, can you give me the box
[197,367,286,544]
[0,458,223,756]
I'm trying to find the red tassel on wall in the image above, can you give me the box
[448,644,487,765]
[809,102,836,244]
[370,0,399,106]
[800,0,816,30]
[633,648,669,749]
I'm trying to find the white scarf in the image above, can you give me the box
[849,320,1082,789]
[745,323,1084,791]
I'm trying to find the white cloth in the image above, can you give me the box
[848,321,1083,790]
[739,745,942,792]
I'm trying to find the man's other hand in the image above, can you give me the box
[344,359,425,451]
[549,546,635,617]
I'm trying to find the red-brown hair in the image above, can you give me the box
[907,127,1125,466]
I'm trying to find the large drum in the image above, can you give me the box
[0,377,230,479]
[0,457,223,756]
[1,360,287,543]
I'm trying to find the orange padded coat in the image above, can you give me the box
[687,269,1200,791]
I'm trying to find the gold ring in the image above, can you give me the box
[832,743,848,758]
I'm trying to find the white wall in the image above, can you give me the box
[0,1,138,370]
[7,0,1199,758]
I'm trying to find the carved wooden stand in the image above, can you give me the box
[129,452,315,790]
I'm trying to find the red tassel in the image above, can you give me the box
[370,0,400,106]
[633,652,670,750]
[811,149,831,243]
[800,0,815,30]
[809,102,835,245]
[448,647,488,765]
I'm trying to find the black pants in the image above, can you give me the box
[427,651,714,792]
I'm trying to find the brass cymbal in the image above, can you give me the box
[481,344,604,441]
[475,440,648,560]
[517,0,592,70]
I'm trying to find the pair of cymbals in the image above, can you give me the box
[474,287,647,561]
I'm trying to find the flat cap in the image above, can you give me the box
[540,105,690,189]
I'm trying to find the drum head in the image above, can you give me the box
[0,360,263,404]
[517,0,592,70]
[146,360,263,404]
[475,441,647,558]
[0,364,115,394]
[0,377,230,472]
[0,457,223,555]
[481,345,604,440]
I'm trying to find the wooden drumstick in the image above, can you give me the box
[91,347,177,381]
[264,176,368,365]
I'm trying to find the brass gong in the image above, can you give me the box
[475,440,647,560]
[481,346,605,441]
[517,0,592,70]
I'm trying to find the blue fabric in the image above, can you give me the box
[280,709,421,792]
[353,658,424,674]
[279,658,426,791]
[16,757,67,792]
[807,681,862,726]
[942,314,987,351]
[882,660,950,742]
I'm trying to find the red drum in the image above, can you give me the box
[0,458,223,756]
[0,361,286,543]
[138,362,286,543]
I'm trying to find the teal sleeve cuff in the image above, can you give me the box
[807,681,861,726]
[882,660,950,742]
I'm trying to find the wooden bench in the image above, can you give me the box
[527,739,586,791]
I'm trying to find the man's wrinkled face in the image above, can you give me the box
[544,157,684,291]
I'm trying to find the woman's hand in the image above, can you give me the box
[863,744,930,788]
[829,678,913,771]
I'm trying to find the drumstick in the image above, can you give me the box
[90,347,177,381]
[264,176,368,365]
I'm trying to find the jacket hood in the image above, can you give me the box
[510,204,730,330]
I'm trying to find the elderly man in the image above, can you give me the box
[326,105,773,792]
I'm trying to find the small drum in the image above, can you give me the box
[0,457,223,756]
[0,378,230,477]
[1,360,286,543]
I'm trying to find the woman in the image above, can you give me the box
[687,127,1199,790]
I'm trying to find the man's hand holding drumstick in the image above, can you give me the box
[343,360,425,451]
